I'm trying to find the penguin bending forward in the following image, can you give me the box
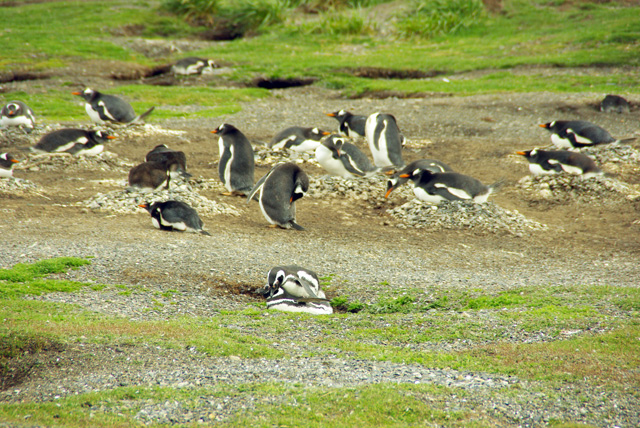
[212,123,255,196]
[247,162,309,230]
[72,88,154,124]
[315,134,377,178]
[262,266,332,315]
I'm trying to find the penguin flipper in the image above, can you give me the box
[289,221,305,231]
[199,230,212,236]
[246,171,269,203]
[298,277,320,299]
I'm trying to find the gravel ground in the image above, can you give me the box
[1,82,640,426]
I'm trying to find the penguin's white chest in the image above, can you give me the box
[550,134,572,149]
[528,163,556,176]
[85,104,104,123]
[315,146,350,178]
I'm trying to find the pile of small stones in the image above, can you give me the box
[581,142,640,168]
[0,177,43,195]
[517,174,640,203]
[17,151,134,173]
[253,146,318,167]
[387,200,548,235]
[308,174,410,205]
[77,183,239,216]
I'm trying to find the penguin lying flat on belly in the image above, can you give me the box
[139,200,210,235]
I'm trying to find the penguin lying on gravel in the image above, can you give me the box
[269,126,330,153]
[73,88,154,124]
[600,95,630,114]
[315,134,377,179]
[247,162,309,230]
[139,200,210,235]
[387,167,496,204]
[326,110,367,139]
[0,153,19,178]
[128,157,189,192]
[172,57,218,76]
[32,129,115,155]
[539,120,635,149]
[516,148,603,178]
[385,159,453,196]
[0,101,35,133]
[262,266,332,315]
[212,123,255,196]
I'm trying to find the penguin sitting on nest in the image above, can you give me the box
[31,129,116,155]
[172,57,218,76]
[315,134,378,179]
[516,148,603,178]
[326,110,367,139]
[269,126,330,154]
[0,153,19,178]
[261,266,332,315]
[138,200,210,235]
[73,88,154,124]
[0,101,35,133]
[539,120,635,149]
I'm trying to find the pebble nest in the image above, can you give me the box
[76,182,239,216]
[517,174,640,203]
[17,151,134,173]
[0,177,43,196]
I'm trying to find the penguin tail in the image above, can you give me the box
[128,107,155,125]
[17,146,33,152]
[289,221,305,231]
[615,137,636,145]
[199,230,212,236]
[488,178,507,193]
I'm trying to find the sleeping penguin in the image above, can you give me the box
[138,200,210,235]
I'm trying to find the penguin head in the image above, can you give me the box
[291,168,309,203]
[385,177,399,198]
[322,134,345,158]
[138,202,152,213]
[0,153,19,164]
[539,121,556,132]
[266,267,288,298]
[326,109,349,119]
[4,103,22,117]
[72,88,98,102]
[90,130,117,143]
[201,60,218,74]
[307,127,330,141]
[516,148,541,159]
[211,123,239,135]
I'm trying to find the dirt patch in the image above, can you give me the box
[340,66,443,80]
[0,334,65,391]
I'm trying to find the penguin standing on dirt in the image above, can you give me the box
[247,162,309,230]
[172,57,218,76]
[145,144,188,178]
[539,120,635,149]
[315,134,377,178]
[138,200,210,235]
[0,101,35,132]
[385,159,453,197]
[516,148,603,178]
[326,110,367,139]
[365,112,405,168]
[32,129,116,155]
[72,88,154,124]
[269,126,330,153]
[388,168,495,204]
[262,265,332,315]
[0,153,19,178]
[212,123,255,196]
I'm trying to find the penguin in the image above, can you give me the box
[262,266,332,315]
[212,123,255,196]
[0,153,19,178]
[268,126,330,153]
[72,88,154,124]
[314,134,377,179]
[390,168,494,204]
[600,95,630,114]
[539,120,635,149]
[385,159,454,198]
[246,162,309,230]
[145,144,189,178]
[264,266,322,299]
[138,200,210,235]
[32,129,115,155]
[128,159,186,191]
[0,101,35,132]
[326,110,367,139]
[365,112,405,168]
[516,148,603,178]
[265,288,333,315]
[172,57,218,76]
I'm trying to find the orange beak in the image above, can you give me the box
[107,135,117,140]
[384,187,394,198]
[399,173,411,178]
[211,130,219,134]
[516,151,527,156]
[11,159,19,163]
[538,123,548,128]
[71,91,82,95]
[322,131,330,136]
[326,112,336,117]
[138,203,148,208]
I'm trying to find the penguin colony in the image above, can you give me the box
[1,76,634,314]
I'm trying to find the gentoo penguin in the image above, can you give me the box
[0,153,19,178]
[600,95,630,114]
[145,144,189,178]
[262,266,333,315]
[385,159,453,197]
[365,112,404,168]
[138,200,210,235]
[247,162,309,230]
[539,120,635,149]
[268,126,330,153]
[172,57,218,76]
[390,168,494,204]
[0,101,35,132]
[212,123,255,196]
[516,148,603,178]
[326,110,367,139]
[72,88,154,124]
[32,129,115,155]
[128,158,187,191]
[315,134,377,178]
